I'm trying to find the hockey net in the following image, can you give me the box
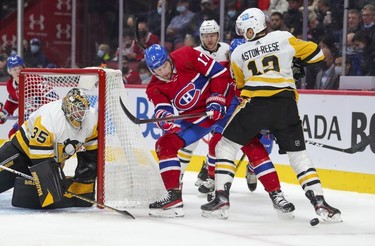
[18,68,166,208]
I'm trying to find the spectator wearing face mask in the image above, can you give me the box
[147,0,177,38]
[133,18,160,61]
[122,55,141,84]
[333,55,350,78]
[137,61,152,85]
[23,38,50,68]
[166,0,194,50]
[352,31,375,76]
[93,43,112,67]
[223,0,240,43]
[188,0,219,41]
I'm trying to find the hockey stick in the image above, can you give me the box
[119,97,211,124]
[305,135,373,154]
[5,115,18,120]
[236,153,246,169]
[0,164,135,219]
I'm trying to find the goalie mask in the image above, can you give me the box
[62,88,90,130]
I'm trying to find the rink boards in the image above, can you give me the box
[0,84,374,194]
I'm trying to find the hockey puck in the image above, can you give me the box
[310,218,319,226]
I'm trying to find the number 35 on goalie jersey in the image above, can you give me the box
[12,100,98,164]
[230,30,324,99]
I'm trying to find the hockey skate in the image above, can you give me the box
[149,189,184,218]
[198,178,215,194]
[269,190,295,219]
[305,190,342,222]
[201,183,231,219]
[195,161,208,186]
[246,163,257,192]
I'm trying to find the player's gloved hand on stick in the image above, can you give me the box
[155,110,181,133]
[292,58,305,80]
[206,93,226,121]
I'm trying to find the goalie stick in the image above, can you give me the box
[305,135,373,154]
[0,164,135,219]
[119,97,211,124]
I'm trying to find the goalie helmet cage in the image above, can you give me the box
[18,68,166,208]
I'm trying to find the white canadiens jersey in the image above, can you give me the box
[14,100,98,163]
[231,30,324,98]
[194,42,230,65]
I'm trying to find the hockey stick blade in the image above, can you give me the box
[119,97,209,124]
[66,191,135,219]
[5,115,18,120]
[0,164,135,219]
[305,135,373,154]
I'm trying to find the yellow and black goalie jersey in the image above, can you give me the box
[12,100,98,164]
[230,30,324,99]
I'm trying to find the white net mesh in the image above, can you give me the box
[20,68,166,208]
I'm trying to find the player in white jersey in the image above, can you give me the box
[0,88,98,209]
[178,20,230,191]
[201,8,342,222]
[194,20,230,66]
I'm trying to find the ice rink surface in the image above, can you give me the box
[0,171,374,246]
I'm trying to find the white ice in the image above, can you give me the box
[1,171,374,246]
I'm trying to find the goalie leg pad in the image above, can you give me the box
[12,177,95,209]
[29,160,67,207]
[0,142,31,193]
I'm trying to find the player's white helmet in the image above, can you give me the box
[236,8,267,41]
[62,88,90,130]
[199,20,220,49]
[200,20,220,35]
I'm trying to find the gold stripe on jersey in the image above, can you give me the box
[84,123,98,151]
[13,123,30,156]
[231,62,246,89]
[241,87,297,99]
[288,36,324,64]
[28,116,55,160]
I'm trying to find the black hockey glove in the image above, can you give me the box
[292,58,305,81]
[74,149,98,183]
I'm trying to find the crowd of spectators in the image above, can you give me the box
[2,0,375,87]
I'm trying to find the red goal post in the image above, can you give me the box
[18,68,166,208]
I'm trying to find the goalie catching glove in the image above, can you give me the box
[206,93,226,121]
[155,110,181,133]
[29,159,67,207]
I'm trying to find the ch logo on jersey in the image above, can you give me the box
[174,83,201,111]
[55,139,83,163]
